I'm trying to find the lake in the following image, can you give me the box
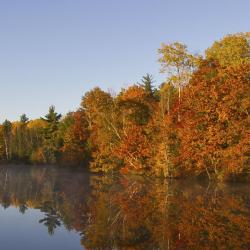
[0,166,249,249]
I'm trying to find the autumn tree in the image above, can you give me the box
[158,42,200,112]
[205,32,250,66]
[81,88,121,172]
[0,116,46,163]
[159,82,176,116]
[115,85,157,173]
[28,119,47,163]
[2,120,12,161]
[156,42,200,177]
[16,114,30,161]
[174,61,250,180]
[59,111,90,166]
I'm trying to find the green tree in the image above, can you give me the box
[205,32,250,66]
[139,73,158,99]
[20,114,29,124]
[41,106,62,163]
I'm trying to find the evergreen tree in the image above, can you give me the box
[20,114,29,124]
[41,106,62,163]
[17,114,29,161]
[139,74,158,99]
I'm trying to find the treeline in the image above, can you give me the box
[0,32,249,180]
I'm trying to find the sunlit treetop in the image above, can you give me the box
[205,32,250,66]
[158,42,202,90]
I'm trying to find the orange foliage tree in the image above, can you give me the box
[173,61,250,180]
[114,85,157,174]
[60,110,90,166]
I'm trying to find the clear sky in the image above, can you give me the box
[0,0,249,121]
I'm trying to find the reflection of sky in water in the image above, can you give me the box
[0,167,249,249]
[0,206,83,250]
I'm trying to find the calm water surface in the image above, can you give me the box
[0,166,249,250]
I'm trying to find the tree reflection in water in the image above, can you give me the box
[38,201,62,235]
[0,166,249,249]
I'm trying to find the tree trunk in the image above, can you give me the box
[4,137,9,161]
[178,85,181,122]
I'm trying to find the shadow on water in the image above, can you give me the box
[0,166,249,249]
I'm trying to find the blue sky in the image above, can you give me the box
[0,0,249,121]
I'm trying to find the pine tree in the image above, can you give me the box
[41,106,62,163]
[139,73,159,99]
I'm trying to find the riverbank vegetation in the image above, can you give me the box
[0,32,249,181]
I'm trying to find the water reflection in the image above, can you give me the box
[0,167,249,249]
